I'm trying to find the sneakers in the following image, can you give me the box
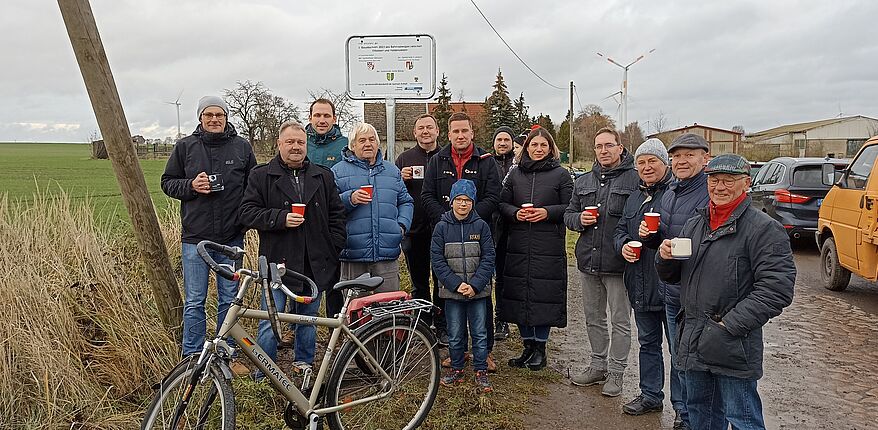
[474,370,493,393]
[440,369,465,387]
[441,352,471,368]
[673,410,690,430]
[623,394,663,415]
[486,353,497,373]
[229,360,250,377]
[601,372,623,397]
[571,367,608,386]
[494,322,509,340]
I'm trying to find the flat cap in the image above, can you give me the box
[668,133,710,153]
[705,154,751,176]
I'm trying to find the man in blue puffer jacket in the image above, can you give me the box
[332,122,413,295]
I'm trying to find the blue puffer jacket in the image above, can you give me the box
[430,210,495,301]
[332,148,414,262]
[307,124,348,168]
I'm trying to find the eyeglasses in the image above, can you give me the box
[202,113,226,119]
[593,143,619,152]
[707,176,748,187]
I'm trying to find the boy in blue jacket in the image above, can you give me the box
[431,179,496,393]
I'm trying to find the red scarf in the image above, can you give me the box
[709,192,747,231]
[451,144,474,179]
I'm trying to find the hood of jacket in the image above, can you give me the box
[306,123,344,145]
[340,147,385,171]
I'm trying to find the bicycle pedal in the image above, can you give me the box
[300,367,313,390]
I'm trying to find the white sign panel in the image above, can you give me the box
[346,34,436,100]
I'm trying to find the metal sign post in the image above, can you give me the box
[346,34,436,161]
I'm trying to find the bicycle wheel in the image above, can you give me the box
[325,315,439,430]
[141,357,235,430]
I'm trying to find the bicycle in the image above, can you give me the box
[141,240,440,430]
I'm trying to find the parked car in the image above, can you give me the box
[816,135,878,291]
[749,161,766,179]
[749,157,851,239]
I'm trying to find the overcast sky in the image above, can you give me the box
[2,0,876,142]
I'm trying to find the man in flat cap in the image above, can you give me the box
[161,95,256,368]
[655,154,795,430]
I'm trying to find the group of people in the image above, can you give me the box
[162,94,796,430]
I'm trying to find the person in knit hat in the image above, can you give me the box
[161,95,256,374]
[491,126,515,341]
[431,179,496,393]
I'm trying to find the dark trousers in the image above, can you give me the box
[325,289,344,320]
[493,231,507,321]
[633,309,670,403]
[401,234,445,330]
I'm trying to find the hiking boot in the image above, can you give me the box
[525,341,546,371]
[486,353,497,373]
[229,360,250,377]
[571,367,608,386]
[278,330,294,349]
[436,328,449,347]
[673,410,690,430]
[440,369,465,387]
[474,370,493,393]
[623,394,663,415]
[494,322,509,340]
[601,372,623,397]
[508,339,534,368]
[442,352,471,368]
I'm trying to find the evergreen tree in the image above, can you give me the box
[535,114,556,140]
[557,109,572,153]
[481,68,515,148]
[431,73,452,144]
[513,92,529,133]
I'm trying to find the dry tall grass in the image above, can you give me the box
[0,192,182,429]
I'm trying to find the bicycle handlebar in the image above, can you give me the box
[196,241,244,281]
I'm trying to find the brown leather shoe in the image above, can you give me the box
[486,353,497,373]
[441,352,472,368]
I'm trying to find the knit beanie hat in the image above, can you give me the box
[197,95,229,119]
[635,138,669,165]
[492,126,515,143]
[449,179,477,203]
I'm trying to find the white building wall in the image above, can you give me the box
[806,117,878,139]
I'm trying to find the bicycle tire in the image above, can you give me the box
[141,358,235,430]
[324,315,439,430]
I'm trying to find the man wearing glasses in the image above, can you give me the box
[565,127,639,397]
[638,132,711,429]
[656,154,795,430]
[161,96,256,370]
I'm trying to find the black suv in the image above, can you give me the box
[750,157,850,239]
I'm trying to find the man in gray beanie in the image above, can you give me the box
[161,95,256,373]
[491,125,515,340]
[614,137,676,416]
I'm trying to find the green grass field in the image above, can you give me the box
[0,143,174,227]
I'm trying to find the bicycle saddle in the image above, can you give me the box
[332,273,385,292]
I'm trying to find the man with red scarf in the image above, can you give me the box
[655,154,795,430]
[422,111,501,366]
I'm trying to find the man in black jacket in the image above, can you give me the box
[491,125,515,340]
[656,154,795,430]
[613,138,673,415]
[422,111,501,367]
[396,114,443,340]
[240,121,346,373]
[565,127,639,397]
[161,96,257,360]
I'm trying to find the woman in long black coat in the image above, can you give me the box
[498,127,573,370]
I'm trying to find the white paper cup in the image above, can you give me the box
[670,237,692,259]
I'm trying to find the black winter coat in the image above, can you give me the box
[655,197,796,380]
[161,124,257,244]
[421,144,501,226]
[613,171,672,312]
[395,145,440,237]
[498,156,573,328]
[564,152,640,275]
[239,156,347,292]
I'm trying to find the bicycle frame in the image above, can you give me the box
[207,273,405,418]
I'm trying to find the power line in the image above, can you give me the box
[470,0,565,91]
[572,84,586,115]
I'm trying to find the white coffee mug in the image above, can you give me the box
[670,237,692,259]
[411,165,425,179]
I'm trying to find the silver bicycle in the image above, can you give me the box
[141,240,439,430]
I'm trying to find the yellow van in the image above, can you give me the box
[816,135,878,290]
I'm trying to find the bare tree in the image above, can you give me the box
[224,80,267,146]
[732,125,746,135]
[308,88,360,131]
[650,110,669,135]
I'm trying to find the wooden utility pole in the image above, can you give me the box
[58,0,183,334]
[569,81,575,166]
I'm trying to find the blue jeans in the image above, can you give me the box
[181,240,242,356]
[664,284,688,421]
[685,370,765,430]
[633,310,669,404]
[257,287,323,364]
[517,325,550,341]
[445,298,488,371]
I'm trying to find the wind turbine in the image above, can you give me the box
[165,90,183,140]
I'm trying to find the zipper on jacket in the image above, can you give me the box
[370,167,378,260]
[460,222,468,283]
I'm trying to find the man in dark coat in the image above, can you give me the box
[613,138,673,415]
[491,125,516,340]
[396,114,443,337]
[422,111,501,367]
[656,154,795,430]
[565,127,639,397]
[240,121,346,372]
[161,96,256,363]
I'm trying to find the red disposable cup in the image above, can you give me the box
[644,212,660,233]
[629,241,643,260]
[360,185,374,198]
[584,206,599,217]
[521,203,534,210]
[291,203,306,216]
